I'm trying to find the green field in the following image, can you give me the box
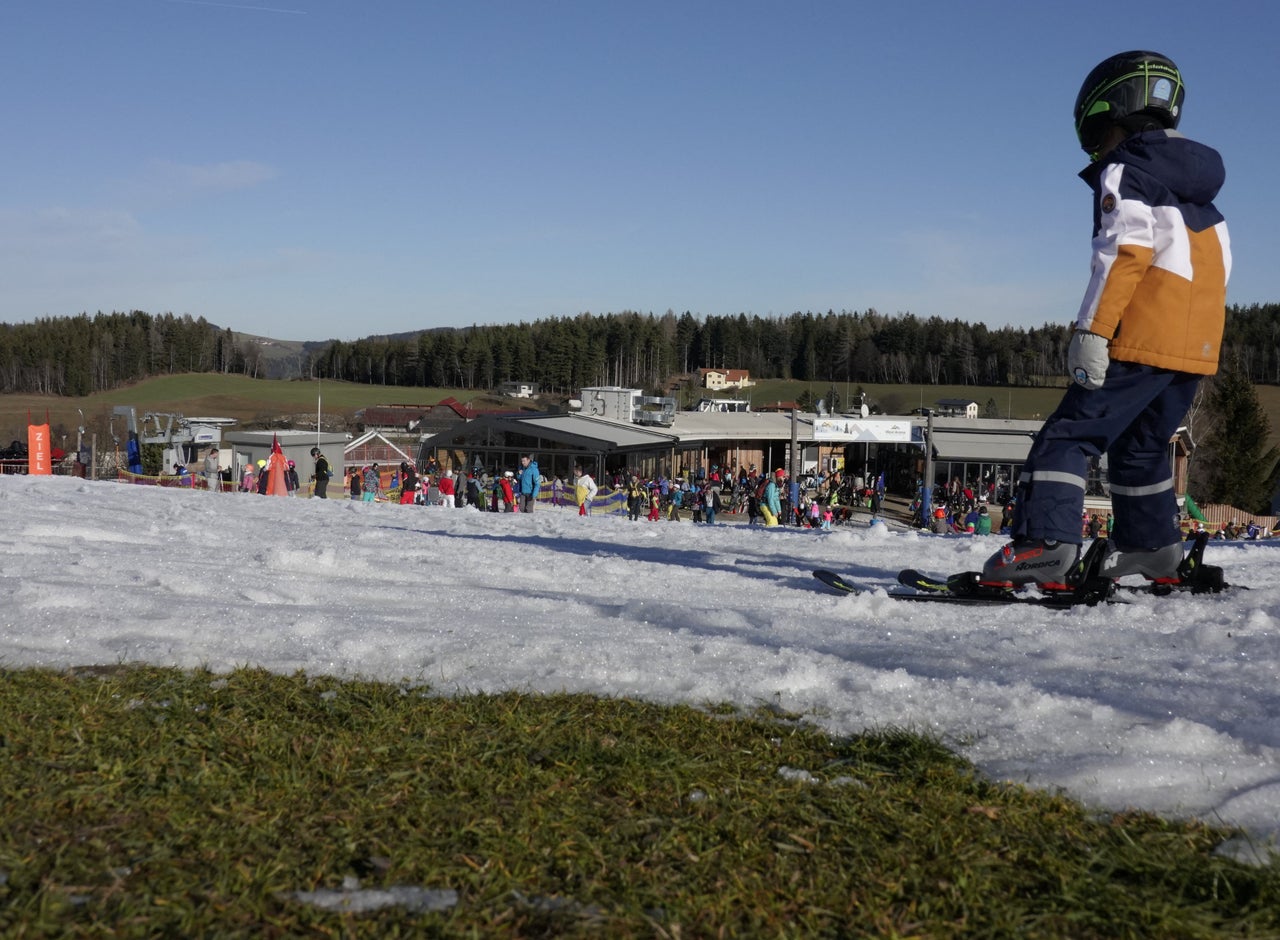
[0,375,494,446]
[742,379,1074,421]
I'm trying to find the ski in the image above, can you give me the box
[895,565,1115,607]
[812,568,1107,606]
[811,569,867,595]
[812,567,1099,606]
[813,533,1238,607]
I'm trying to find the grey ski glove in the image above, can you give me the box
[1068,330,1109,390]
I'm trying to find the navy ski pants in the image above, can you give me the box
[1012,361,1200,549]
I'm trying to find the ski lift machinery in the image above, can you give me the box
[109,407,236,474]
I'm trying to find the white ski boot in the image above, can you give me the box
[1098,542,1184,581]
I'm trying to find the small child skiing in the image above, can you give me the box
[703,485,719,525]
[667,487,682,521]
[499,471,516,512]
[984,50,1229,590]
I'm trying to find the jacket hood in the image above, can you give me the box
[1081,130,1225,206]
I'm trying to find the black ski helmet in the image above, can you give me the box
[1074,50,1184,158]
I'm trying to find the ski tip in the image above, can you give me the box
[897,569,950,592]
[813,569,860,594]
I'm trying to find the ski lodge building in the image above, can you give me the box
[417,386,1193,503]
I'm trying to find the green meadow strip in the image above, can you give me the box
[0,666,1276,938]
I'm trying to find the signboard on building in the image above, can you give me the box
[811,418,914,443]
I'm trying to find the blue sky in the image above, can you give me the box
[4,0,1278,341]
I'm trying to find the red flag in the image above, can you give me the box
[265,434,288,496]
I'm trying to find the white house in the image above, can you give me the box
[935,398,980,419]
[699,368,754,391]
[497,381,536,399]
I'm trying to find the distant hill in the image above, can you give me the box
[230,332,330,380]
[232,328,443,379]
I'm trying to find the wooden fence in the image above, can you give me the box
[1192,503,1276,533]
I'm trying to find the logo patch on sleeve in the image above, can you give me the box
[1100,194,1117,213]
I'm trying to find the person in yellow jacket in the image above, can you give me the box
[984,50,1230,588]
[760,469,784,527]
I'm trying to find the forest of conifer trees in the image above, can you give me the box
[2,304,1278,398]
[0,312,267,396]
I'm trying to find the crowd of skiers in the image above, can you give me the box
[326,454,547,512]
[281,453,890,529]
[208,449,1280,547]
[1191,518,1278,541]
[230,457,302,495]
[565,464,887,528]
[916,485,1280,543]
[910,476,1013,536]
[926,503,998,536]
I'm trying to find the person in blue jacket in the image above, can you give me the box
[518,454,541,513]
[984,50,1229,589]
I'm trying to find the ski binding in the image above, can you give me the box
[814,532,1233,607]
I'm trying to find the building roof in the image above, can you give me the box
[361,398,481,432]
[667,410,796,441]
[928,429,1036,463]
[361,404,431,428]
[431,413,678,454]
[344,430,414,465]
[423,407,1049,465]
[918,417,1041,462]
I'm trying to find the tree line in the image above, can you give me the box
[310,309,1075,393]
[308,304,1280,395]
[0,311,271,396]
[3,304,1279,397]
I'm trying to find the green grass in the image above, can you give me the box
[2,667,1277,938]
[0,376,495,443]
[741,380,1074,421]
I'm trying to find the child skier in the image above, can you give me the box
[984,50,1230,588]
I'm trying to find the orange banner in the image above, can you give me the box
[27,424,52,476]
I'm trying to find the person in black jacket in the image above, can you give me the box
[310,447,331,499]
